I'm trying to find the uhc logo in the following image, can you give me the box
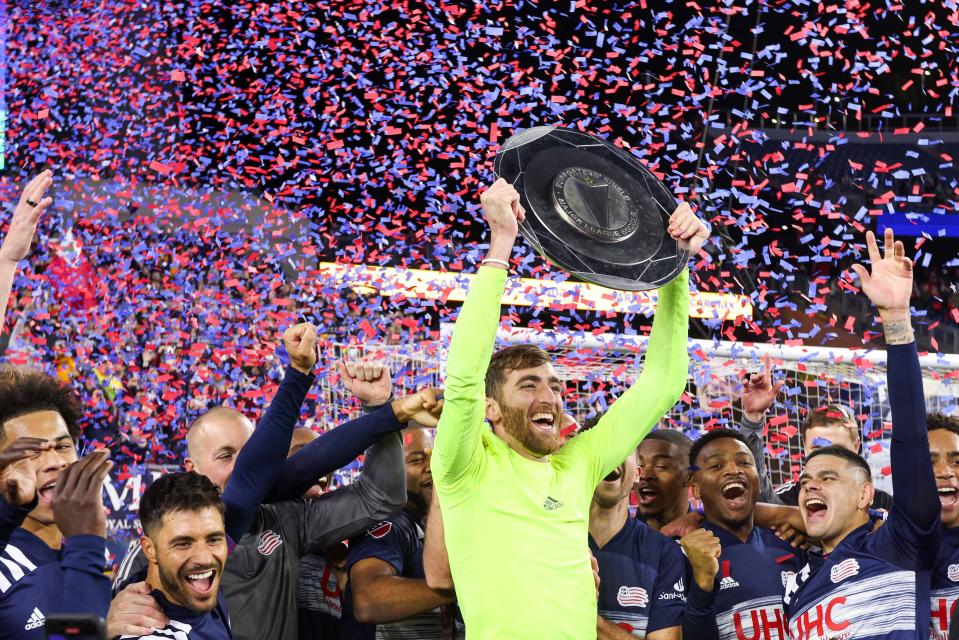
[616,586,648,608]
[829,559,859,584]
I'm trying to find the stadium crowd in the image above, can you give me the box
[0,169,957,640]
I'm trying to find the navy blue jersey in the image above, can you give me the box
[930,526,959,639]
[341,509,462,640]
[588,517,685,636]
[783,510,937,640]
[783,343,941,640]
[0,499,110,640]
[297,553,343,640]
[684,521,807,640]
[120,590,233,640]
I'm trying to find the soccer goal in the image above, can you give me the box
[313,325,959,494]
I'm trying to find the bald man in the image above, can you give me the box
[113,360,442,640]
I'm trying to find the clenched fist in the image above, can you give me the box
[391,388,444,427]
[338,359,393,407]
[680,528,722,591]
[479,178,525,239]
[283,322,318,375]
[667,202,710,256]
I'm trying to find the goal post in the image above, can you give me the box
[312,324,959,494]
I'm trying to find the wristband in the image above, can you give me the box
[481,258,510,270]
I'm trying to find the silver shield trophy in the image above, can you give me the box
[493,126,688,291]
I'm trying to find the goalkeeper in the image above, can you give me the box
[428,177,709,639]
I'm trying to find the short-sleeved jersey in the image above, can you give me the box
[341,509,463,639]
[930,525,959,639]
[783,507,940,640]
[685,521,806,640]
[589,517,685,636]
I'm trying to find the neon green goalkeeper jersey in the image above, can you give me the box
[432,266,690,639]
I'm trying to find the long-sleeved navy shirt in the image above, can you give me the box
[0,497,111,639]
[120,366,314,640]
[783,341,941,639]
[115,370,407,640]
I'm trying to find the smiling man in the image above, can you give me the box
[428,178,706,638]
[634,430,693,532]
[132,472,231,639]
[341,427,462,639]
[588,446,685,639]
[0,368,116,639]
[681,428,806,640]
[782,229,940,639]
[924,413,959,640]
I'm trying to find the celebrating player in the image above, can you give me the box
[782,229,940,638]
[427,177,706,638]
[927,413,959,639]
[340,425,462,638]
[635,429,694,532]
[0,368,114,639]
[0,171,54,332]
[681,428,806,640]
[111,343,442,640]
[587,438,684,639]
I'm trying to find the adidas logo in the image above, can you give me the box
[719,576,740,590]
[543,496,564,511]
[25,607,44,630]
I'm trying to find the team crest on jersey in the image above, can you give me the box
[829,558,859,583]
[616,586,649,607]
[257,530,284,556]
[948,564,959,582]
[367,521,393,539]
[781,571,796,588]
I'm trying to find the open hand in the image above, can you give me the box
[106,581,169,638]
[338,359,393,407]
[0,437,51,506]
[851,229,912,314]
[0,170,54,265]
[667,202,710,256]
[741,354,784,422]
[52,448,112,538]
[283,323,318,375]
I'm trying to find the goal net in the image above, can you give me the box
[313,325,959,495]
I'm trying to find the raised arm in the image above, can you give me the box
[0,170,53,330]
[222,323,316,541]
[432,179,524,491]
[569,204,705,482]
[852,228,936,528]
[280,431,408,554]
[738,354,785,504]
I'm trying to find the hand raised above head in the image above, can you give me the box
[0,169,54,265]
[479,178,525,239]
[851,228,913,314]
[283,322,318,374]
[666,202,710,256]
[337,358,393,407]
